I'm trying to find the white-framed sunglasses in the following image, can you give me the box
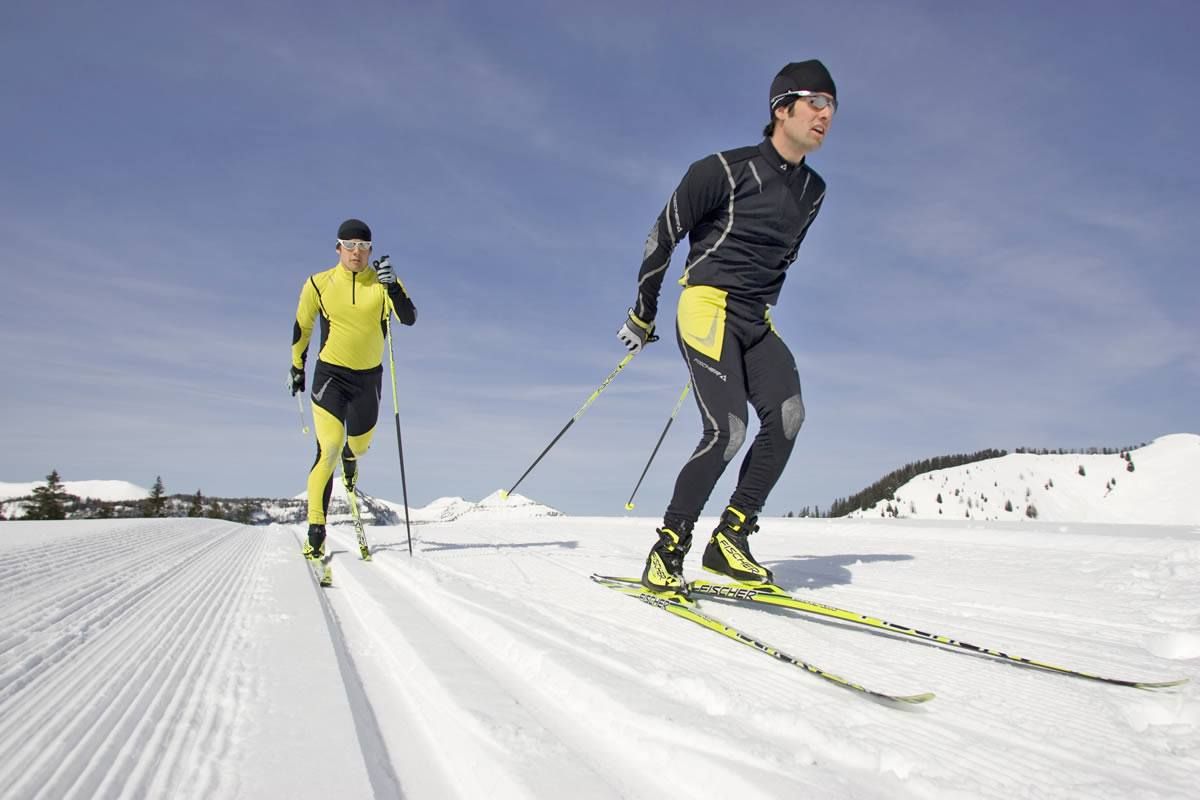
[770,90,837,113]
[338,239,372,251]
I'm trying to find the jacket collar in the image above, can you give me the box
[758,138,806,174]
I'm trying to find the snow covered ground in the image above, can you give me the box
[2,512,1197,798]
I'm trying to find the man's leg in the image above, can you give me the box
[342,369,382,490]
[664,287,749,532]
[697,323,802,584]
[644,287,748,591]
[728,328,804,515]
[305,365,350,556]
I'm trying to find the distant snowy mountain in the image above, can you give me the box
[364,490,561,523]
[287,486,561,524]
[847,433,1200,525]
[0,479,149,503]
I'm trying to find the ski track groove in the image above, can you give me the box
[0,525,201,660]
[102,529,265,799]
[301,528,406,800]
[0,522,263,800]
[366,539,911,797]
[342,545,793,795]
[326,528,643,798]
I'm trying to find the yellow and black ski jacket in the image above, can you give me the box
[291,263,416,372]
[633,138,826,322]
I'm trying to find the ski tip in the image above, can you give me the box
[590,573,642,585]
[893,692,936,704]
[1136,677,1189,690]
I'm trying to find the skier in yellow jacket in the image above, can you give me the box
[289,218,416,559]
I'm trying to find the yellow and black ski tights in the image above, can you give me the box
[665,288,804,530]
[306,360,381,525]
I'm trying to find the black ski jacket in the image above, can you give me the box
[633,138,825,321]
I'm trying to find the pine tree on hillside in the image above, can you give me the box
[206,501,225,519]
[25,469,71,520]
[187,490,203,517]
[233,501,254,524]
[144,476,167,517]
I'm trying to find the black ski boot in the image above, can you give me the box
[702,506,773,584]
[641,525,693,593]
[302,523,327,560]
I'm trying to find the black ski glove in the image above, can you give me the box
[288,366,305,396]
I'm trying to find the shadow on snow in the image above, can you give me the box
[768,553,915,591]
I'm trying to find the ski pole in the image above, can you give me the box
[380,256,414,557]
[502,352,635,500]
[624,381,691,510]
[296,392,310,435]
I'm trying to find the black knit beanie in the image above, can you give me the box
[770,60,837,109]
[337,218,372,241]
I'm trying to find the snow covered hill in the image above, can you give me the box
[848,433,1200,524]
[0,479,149,503]
[1,514,1196,798]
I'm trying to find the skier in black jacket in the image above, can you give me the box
[617,60,837,592]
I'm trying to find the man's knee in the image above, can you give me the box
[722,413,747,461]
[781,394,805,440]
[346,430,374,457]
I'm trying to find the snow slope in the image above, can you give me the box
[848,433,1200,525]
[1,514,1197,798]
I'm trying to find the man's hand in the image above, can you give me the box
[375,256,397,285]
[288,366,305,396]
[617,309,657,354]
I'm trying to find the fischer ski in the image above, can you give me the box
[344,483,372,561]
[307,552,333,587]
[590,574,934,706]
[686,578,1188,690]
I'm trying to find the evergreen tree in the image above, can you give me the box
[187,490,203,517]
[25,469,70,520]
[144,476,167,517]
[233,501,254,524]
[206,501,224,519]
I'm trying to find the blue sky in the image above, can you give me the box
[2,0,1197,517]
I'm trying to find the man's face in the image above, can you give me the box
[776,93,835,154]
[337,239,372,272]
